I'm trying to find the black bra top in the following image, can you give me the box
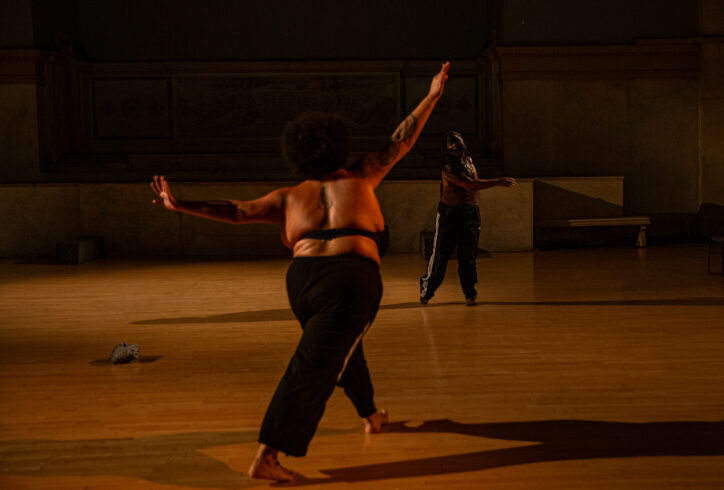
[299,225,390,257]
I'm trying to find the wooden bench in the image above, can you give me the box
[536,216,651,248]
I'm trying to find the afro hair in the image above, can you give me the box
[281,112,351,180]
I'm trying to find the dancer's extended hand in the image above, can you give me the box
[498,177,517,188]
[428,62,450,99]
[150,175,178,210]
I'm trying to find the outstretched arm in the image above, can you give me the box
[150,175,286,224]
[360,62,450,187]
[444,170,517,191]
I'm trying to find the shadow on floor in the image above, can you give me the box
[131,297,724,325]
[383,297,724,308]
[0,427,348,489]
[89,355,163,366]
[298,418,724,485]
[3,420,721,488]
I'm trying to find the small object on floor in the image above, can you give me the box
[465,297,477,307]
[110,343,140,364]
[57,236,105,265]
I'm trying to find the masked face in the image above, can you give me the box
[444,132,466,156]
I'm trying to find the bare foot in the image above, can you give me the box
[248,445,300,482]
[364,409,389,434]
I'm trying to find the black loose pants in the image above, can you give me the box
[259,255,383,457]
[420,202,481,300]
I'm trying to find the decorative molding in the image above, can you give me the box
[82,59,487,156]
[87,59,481,76]
[496,42,700,80]
[174,74,399,140]
[93,78,171,139]
[536,176,624,182]
[404,75,479,135]
[0,49,78,170]
[0,50,52,84]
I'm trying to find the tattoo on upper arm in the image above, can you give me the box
[391,113,418,143]
[358,112,417,176]
[363,142,402,174]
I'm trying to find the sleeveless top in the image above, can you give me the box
[298,225,390,257]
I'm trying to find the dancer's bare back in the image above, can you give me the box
[152,63,450,267]
[151,63,449,482]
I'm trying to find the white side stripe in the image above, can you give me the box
[337,321,372,382]
[420,212,441,298]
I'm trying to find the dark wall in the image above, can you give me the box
[31,0,79,50]
[0,0,35,48]
[3,1,702,55]
[1,0,707,187]
[503,0,698,45]
[71,0,701,61]
[75,0,492,61]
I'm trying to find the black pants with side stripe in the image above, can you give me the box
[259,255,383,457]
[420,202,481,301]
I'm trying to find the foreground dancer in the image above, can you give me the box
[420,131,516,306]
[150,62,449,482]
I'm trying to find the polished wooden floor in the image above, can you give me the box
[1,245,723,489]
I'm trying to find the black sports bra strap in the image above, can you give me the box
[299,226,390,257]
[299,228,373,241]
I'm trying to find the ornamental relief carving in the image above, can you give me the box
[176,75,398,139]
[93,78,170,139]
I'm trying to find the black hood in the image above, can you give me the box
[443,131,474,178]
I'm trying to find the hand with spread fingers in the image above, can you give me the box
[150,175,178,211]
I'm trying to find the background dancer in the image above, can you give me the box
[150,62,449,482]
[420,132,516,306]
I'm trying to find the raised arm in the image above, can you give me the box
[443,170,517,191]
[150,175,286,224]
[360,62,450,187]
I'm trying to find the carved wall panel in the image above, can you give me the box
[404,75,478,136]
[75,60,487,178]
[93,78,171,138]
[175,74,399,140]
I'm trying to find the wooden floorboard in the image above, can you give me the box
[1,245,723,489]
